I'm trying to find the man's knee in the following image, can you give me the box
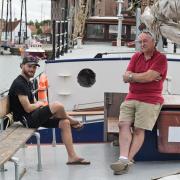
[133,128,144,136]
[50,101,65,113]
[118,121,131,130]
[59,119,70,129]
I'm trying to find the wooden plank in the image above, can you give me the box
[107,117,119,133]
[67,111,104,116]
[0,124,36,165]
[0,124,19,142]
[0,96,9,118]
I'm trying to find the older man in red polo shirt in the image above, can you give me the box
[110,31,167,175]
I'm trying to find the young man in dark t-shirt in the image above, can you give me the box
[9,56,90,165]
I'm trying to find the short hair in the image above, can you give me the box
[141,29,156,41]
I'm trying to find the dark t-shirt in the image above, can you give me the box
[8,75,34,122]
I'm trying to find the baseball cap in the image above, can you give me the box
[21,56,40,67]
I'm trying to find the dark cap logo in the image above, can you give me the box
[21,56,40,67]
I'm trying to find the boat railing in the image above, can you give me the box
[0,72,43,99]
[52,17,68,60]
[0,90,9,98]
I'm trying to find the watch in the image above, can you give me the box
[128,74,133,82]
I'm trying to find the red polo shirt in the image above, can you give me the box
[125,50,167,104]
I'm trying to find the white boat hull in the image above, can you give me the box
[45,52,180,111]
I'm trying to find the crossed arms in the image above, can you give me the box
[123,70,162,83]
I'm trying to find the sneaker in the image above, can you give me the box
[110,159,130,172]
[128,159,135,166]
[114,168,129,175]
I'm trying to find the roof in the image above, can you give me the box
[2,20,21,32]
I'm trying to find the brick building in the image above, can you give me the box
[51,0,130,20]
[51,0,136,43]
[94,0,129,16]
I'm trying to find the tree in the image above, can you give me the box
[28,20,34,25]
[37,28,42,35]
[35,20,40,29]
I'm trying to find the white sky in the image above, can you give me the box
[2,0,51,22]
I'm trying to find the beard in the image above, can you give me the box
[23,69,35,79]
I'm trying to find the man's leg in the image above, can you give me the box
[128,128,145,161]
[110,121,132,172]
[50,102,82,127]
[49,102,89,164]
[59,119,82,162]
[119,121,132,158]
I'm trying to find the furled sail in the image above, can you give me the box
[141,0,180,44]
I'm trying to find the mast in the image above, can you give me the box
[19,0,27,44]
[73,0,90,39]
[24,0,27,40]
[5,0,9,41]
[116,0,124,47]
[10,0,12,42]
[19,0,23,44]
[0,0,4,43]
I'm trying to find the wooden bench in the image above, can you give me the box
[104,93,180,142]
[0,96,42,180]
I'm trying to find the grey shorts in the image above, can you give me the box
[119,100,162,130]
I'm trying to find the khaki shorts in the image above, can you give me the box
[119,100,162,130]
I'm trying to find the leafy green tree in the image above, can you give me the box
[37,28,42,35]
[35,20,40,29]
[28,20,34,25]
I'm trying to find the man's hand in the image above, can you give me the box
[123,72,132,83]
[35,101,45,108]
[155,76,162,81]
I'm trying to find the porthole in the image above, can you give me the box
[77,68,96,87]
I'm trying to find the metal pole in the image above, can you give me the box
[61,8,65,56]
[116,0,124,47]
[5,0,9,41]
[57,22,60,58]
[52,20,56,60]
[52,128,56,147]
[33,132,42,171]
[10,157,20,180]
[135,8,141,51]
[25,0,27,40]
[19,0,24,44]
[10,0,12,42]
[64,0,68,53]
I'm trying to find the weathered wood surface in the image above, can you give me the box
[0,96,9,118]
[67,111,104,116]
[0,123,36,165]
[107,117,119,133]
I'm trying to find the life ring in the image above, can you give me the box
[38,73,48,106]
